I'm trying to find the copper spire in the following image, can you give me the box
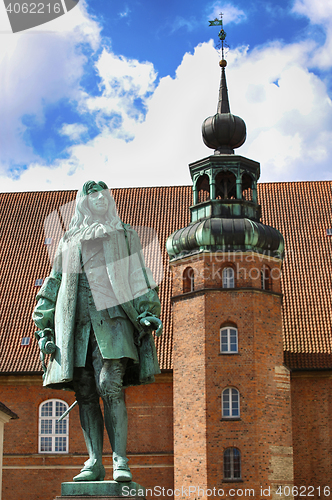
[209,14,230,114]
[202,14,246,154]
[218,65,230,114]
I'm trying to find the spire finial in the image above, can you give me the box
[202,14,247,154]
[208,12,227,64]
[209,13,229,114]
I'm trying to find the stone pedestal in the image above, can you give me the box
[55,481,145,500]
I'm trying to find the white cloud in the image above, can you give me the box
[293,0,332,24]
[83,49,157,141]
[227,40,332,181]
[208,2,247,25]
[292,0,332,69]
[60,123,88,141]
[171,16,197,33]
[119,7,130,19]
[0,0,101,174]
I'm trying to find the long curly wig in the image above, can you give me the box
[64,180,124,241]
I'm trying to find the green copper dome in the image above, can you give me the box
[166,217,284,260]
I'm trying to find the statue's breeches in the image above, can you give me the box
[73,333,128,403]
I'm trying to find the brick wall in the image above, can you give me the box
[291,372,332,498]
[171,252,293,500]
[1,374,173,500]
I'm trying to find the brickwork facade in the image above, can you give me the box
[171,253,294,500]
[0,374,173,500]
[291,372,332,499]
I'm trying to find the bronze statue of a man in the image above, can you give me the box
[32,180,162,483]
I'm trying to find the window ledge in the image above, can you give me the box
[219,352,239,356]
[222,479,243,483]
[38,452,69,455]
[221,417,241,421]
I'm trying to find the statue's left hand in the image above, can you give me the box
[138,316,163,344]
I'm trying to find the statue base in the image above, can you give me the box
[55,481,145,500]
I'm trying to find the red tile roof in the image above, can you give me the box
[259,181,332,368]
[0,181,331,373]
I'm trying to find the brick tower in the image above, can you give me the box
[166,19,294,500]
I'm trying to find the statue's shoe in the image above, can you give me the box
[113,456,132,482]
[73,462,105,482]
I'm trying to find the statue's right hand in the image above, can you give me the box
[38,337,56,355]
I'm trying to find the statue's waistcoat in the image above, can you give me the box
[74,239,138,367]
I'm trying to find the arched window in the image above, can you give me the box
[261,266,272,291]
[222,267,235,288]
[222,388,240,418]
[215,171,237,200]
[220,326,238,353]
[223,448,241,480]
[242,173,253,201]
[196,174,210,203]
[39,400,69,453]
[183,267,195,293]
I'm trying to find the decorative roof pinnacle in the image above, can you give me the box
[217,65,230,114]
[202,14,246,154]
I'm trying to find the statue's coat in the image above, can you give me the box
[36,226,161,391]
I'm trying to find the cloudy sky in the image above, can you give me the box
[0,0,331,192]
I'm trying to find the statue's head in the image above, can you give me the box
[65,180,122,239]
[81,180,110,218]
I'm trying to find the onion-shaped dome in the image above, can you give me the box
[202,63,246,154]
[202,113,246,152]
[166,217,284,260]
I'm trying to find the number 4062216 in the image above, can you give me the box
[6,3,61,14]
[276,485,331,497]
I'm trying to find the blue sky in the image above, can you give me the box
[0,0,331,191]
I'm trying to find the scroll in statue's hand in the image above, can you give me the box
[38,337,56,354]
[36,328,56,354]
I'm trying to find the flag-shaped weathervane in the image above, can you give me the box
[209,13,227,57]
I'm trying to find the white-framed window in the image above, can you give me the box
[223,448,241,480]
[222,388,240,418]
[220,327,238,353]
[222,267,235,288]
[39,400,69,453]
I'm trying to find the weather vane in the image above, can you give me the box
[208,13,227,60]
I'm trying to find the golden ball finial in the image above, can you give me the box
[219,59,227,67]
